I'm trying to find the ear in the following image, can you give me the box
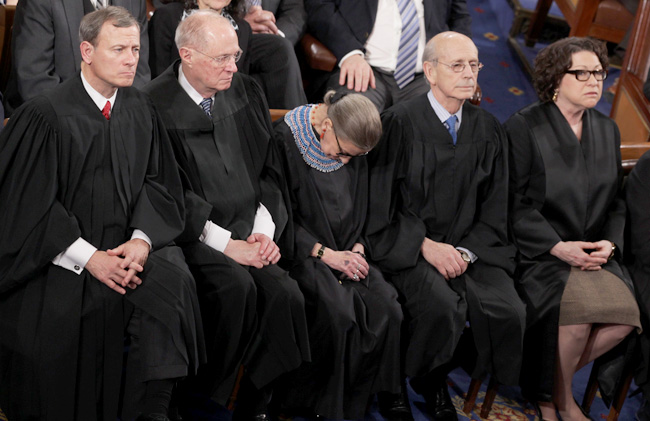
[423,60,436,86]
[80,40,94,65]
[179,47,193,67]
[321,117,333,132]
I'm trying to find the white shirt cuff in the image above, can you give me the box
[251,203,276,239]
[52,237,98,274]
[200,220,232,253]
[339,50,364,68]
[456,247,478,263]
[131,229,152,249]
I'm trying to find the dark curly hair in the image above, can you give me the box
[533,37,608,102]
[183,0,244,20]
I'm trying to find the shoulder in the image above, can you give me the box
[144,64,177,92]
[504,101,547,130]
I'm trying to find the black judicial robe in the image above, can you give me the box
[273,121,402,418]
[505,101,633,401]
[144,64,310,405]
[627,150,650,399]
[366,94,525,385]
[0,75,205,420]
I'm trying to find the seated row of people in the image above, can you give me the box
[0,6,647,421]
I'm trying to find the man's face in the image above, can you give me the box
[83,22,140,95]
[182,22,239,96]
[425,35,479,107]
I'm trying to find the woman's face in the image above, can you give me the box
[556,51,604,112]
[320,122,368,165]
[196,0,231,12]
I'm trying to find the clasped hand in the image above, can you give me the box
[224,233,281,268]
[421,238,468,281]
[321,243,369,281]
[550,240,610,270]
[85,238,150,295]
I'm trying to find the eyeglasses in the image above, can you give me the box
[334,130,369,158]
[193,48,243,67]
[565,69,608,81]
[433,60,484,73]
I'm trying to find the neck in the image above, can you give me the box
[81,64,117,99]
[431,89,463,114]
[556,102,585,127]
[311,104,329,136]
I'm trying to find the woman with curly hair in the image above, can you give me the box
[504,37,641,421]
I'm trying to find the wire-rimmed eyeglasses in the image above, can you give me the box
[193,48,243,67]
[433,60,484,73]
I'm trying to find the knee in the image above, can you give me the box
[560,324,591,342]
[612,324,635,342]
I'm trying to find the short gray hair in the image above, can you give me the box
[79,6,139,46]
[422,39,438,64]
[324,91,382,151]
[175,9,227,51]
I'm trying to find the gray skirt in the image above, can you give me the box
[559,267,641,330]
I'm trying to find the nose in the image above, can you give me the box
[225,57,238,73]
[462,63,475,78]
[125,49,138,66]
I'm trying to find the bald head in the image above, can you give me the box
[176,9,241,98]
[422,31,480,113]
[175,9,236,52]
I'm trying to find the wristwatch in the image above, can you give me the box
[459,250,471,264]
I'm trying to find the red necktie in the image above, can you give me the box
[102,101,111,120]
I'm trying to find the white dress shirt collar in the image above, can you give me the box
[427,90,462,131]
[178,64,213,105]
[81,71,118,112]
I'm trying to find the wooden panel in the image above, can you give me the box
[269,109,289,122]
[0,5,16,92]
[616,86,650,149]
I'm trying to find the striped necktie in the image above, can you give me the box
[200,97,212,117]
[93,0,106,10]
[394,0,420,89]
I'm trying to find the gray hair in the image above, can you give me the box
[324,91,382,151]
[175,9,227,51]
[79,6,139,46]
[422,39,438,64]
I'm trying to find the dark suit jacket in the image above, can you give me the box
[4,0,150,114]
[304,0,471,61]
[261,0,306,45]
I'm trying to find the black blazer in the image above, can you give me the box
[304,0,471,61]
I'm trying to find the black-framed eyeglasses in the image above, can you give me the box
[433,60,484,73]
[565,69,608,81]
[193,48,243,67]
[334,130,369,158]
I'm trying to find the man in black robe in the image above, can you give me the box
[0,7,204,421]
[366,32,526,421]
[143,10,310,418]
